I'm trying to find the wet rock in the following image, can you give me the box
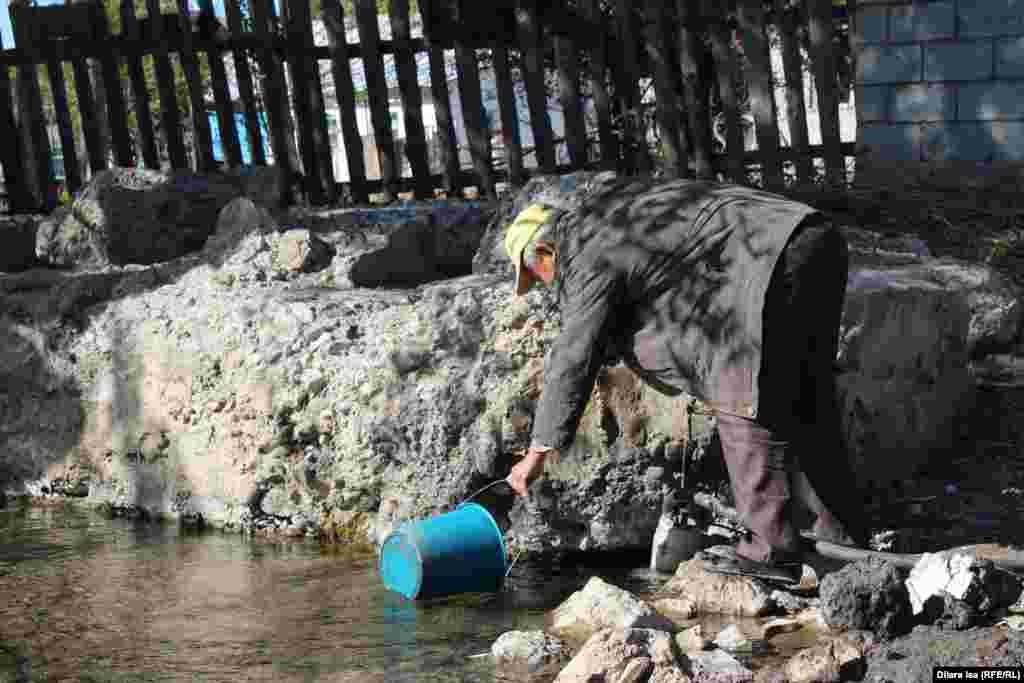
[272,229,334,274]
[783,635,865,683]
[491,630,568,677]
[819,558,912,640]
[761,617,801,640]
[675,625,711,653]
[553,627,687,683]
[659,559,776,617]
[548,576,677,643]
[714,624,753,652]
[654,597,698,624]
[684,648,753,682]
[35,166,282,268]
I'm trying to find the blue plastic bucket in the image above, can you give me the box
[378,502,508,600]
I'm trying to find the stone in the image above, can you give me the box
[684,649,753,682]
[203,197,278,265]
[651,514,705,573]
[272,229,335,274]
[553,628,688,683]
[350,206,492,289]
[0,216,41,273]
[924,260,1023,355]
[761,617,801,640]
[905,552,978,615]
[35,166,283,268]
[675,625,711,653]
[548,576,677,643]
[654,597,698,623]
[659,560,776,617]
[783,636,864,683]
[490,630,568,676]
[837,263,973,489]
[714,624,753,652]
[819,558,912,640]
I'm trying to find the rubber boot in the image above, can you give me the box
[704,411,803,584]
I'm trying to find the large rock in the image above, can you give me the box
[35,166,284,268]
[819,558,912,640]
[836,263,973,488]
[491,630,568,677]
[351,205,493,288]
[657,559,776,617]
[0,216,41,273]
[684,649,753,682]
[553,628,688,683]
[782,635,864,683]
[548,576,677,643]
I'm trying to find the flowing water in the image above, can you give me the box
[0,503,668,683]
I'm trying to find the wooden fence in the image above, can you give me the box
[0,0,856,213]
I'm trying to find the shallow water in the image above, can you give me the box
[0,504,667,682]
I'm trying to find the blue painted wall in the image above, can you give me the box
[856,0,1024,163]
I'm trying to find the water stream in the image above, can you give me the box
[0,503,670,682]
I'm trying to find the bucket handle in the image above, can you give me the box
[461,478,523,578]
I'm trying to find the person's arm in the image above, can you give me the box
[507,260,623,496]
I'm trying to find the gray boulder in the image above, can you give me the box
[819,558,912,640]
[491,630,568,677]
[35,166,284,268]
[0,216,41,273]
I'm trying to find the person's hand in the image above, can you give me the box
[507,447,553,497]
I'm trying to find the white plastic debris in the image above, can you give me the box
[905,552,978,615]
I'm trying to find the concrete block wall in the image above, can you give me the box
[855,0,1024,163]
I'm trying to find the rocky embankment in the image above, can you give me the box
[0,168,1022,560]
[487,550,1024,682]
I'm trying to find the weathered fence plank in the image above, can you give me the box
[224,0,265,166]
[613,0,649,174]
[582,0,616,170]
[250,0,298,200]
[91,2,133,168]
[176,0,216,171]
[515,0,555,173]
[737,0,783,189]
[0,65,29,210]
[420,17,460,197]
[554,35,586,169]
[197,0,242,169]
[777,0,811,183]
[355,0,398,201]
[9,6,53,207]
[389,0,432,199]
[322,0,366,203]
[706,0,744,183]
[120,0,159,170]
[675,0,714,179]
[643,0,687,177]
[145,0,187,169]
[284,0,327,204]
[69,51,105,173]
[454,43,496,199]
[492,46,524,185]
[806,0,844,184]
[45,61,81,194]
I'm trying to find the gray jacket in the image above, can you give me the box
[530,177,818,452]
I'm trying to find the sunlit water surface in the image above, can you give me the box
[0,504,667,682]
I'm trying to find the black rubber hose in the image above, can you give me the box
[690,492,1024,574]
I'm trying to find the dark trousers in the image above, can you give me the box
[756,218,864,538]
